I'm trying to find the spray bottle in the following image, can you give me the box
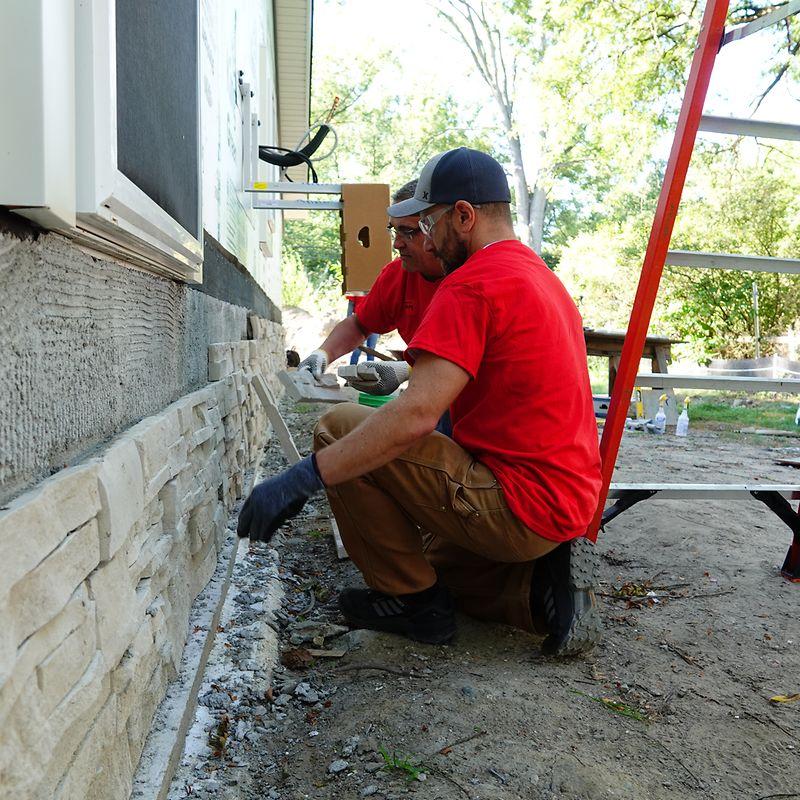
[654,393,667,435]
[675,396,690,437]
[634,388,644,419]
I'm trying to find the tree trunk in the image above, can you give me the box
[528,184,547,253]
[507,131,533,248]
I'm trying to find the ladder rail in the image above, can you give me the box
[609,483,800,500]
[588,0,731,540]
[666,250,800,273]
[698,114,800,141]
[722,0,800,44]
[634,373,800,392]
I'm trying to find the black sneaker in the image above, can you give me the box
[338,586,456,645]
[534,537,602,656]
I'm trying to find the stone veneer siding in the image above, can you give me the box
[0,323,284,799]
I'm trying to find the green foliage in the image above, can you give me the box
[281,249,314,308]
[664,153,800,359]
[556,142,800,361]
[378,745,424,780]
[312,49,498,186]
[283,214,341,293]
[690,397,800,432]
[281,245,340,313]
[286,0,800,359]
[282,47,498,312]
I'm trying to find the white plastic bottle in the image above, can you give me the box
[654,394,667,435]
[795,401,800,426]
[675,397,690,437]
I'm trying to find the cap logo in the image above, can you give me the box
[422,190,429,199]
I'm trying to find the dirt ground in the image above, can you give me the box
[175,404,800,800]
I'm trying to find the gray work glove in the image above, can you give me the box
[345,361,411,396]
[237,455,324,542]
[298,349,329,379]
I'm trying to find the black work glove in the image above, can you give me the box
[237,455,324,542]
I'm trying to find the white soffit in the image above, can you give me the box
[274,0,313,182]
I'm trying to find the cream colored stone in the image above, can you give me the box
[208,355,233,381]
[11,519,100,648]
[0,356,285,800]
[0,462,101,598]
[0,678,50,797]
[53,694,132,800]
[203,403,222,429]
[167,435,189,477]
[88,555,139,671]
[128,409,181,495]
[96,437,144,562]
[191,424,215,448]
[144,497,163,529]
[36,608,96,716]
[187,500,215,556]
[189,538,219,599]
[130,533,173,604]
[86,735,134,800]
[32,651,112,799]
[0,586,92,723]
[207,342,232,361]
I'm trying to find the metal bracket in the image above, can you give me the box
[601,489,659,529]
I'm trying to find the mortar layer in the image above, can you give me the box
[0,230,247,505]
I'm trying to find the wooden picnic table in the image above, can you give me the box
[583,328,682,393]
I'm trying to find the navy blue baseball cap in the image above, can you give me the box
[387,147,511,217]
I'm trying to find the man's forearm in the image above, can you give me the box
[315,392,438,486]
[318,316,370,363]
[314,353,470,486]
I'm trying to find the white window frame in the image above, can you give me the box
[74,0,203,282]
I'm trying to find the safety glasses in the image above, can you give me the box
[418,205,454,236]
[386,224,420,241]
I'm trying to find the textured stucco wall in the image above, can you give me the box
[0,229,248,506]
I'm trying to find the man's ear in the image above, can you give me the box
[452,200,478,232]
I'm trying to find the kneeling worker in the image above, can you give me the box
[297,180,444,396]
[238,148,603,655]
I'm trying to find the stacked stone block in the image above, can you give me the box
[0,316,284,799]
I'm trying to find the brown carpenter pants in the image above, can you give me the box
[313,404,559,635]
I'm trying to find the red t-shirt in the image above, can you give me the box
[407,240,601,542]
[354,258,441,344]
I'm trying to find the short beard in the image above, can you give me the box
[433,227,469,275]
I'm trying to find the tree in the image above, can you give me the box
[310,49,497,186]
[284,48,497,310]
[728,1,800,110]
[438,0,546,249]
[438,0,800,258]
[664,153,800,359]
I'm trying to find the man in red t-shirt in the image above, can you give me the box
[238,148,603,656]
[297,181,443,396]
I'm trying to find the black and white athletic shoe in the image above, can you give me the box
[338,586,456,645]
[534,537,603,656]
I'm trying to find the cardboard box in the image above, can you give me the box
[340,183,392,293]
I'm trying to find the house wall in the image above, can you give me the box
[200,0,283,301]
[0,0,299,795]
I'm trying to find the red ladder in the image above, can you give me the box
[588,0,800,581]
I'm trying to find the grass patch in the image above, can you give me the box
[570,689,649,722]
[690,396,799,431]
[378,745,424,780]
